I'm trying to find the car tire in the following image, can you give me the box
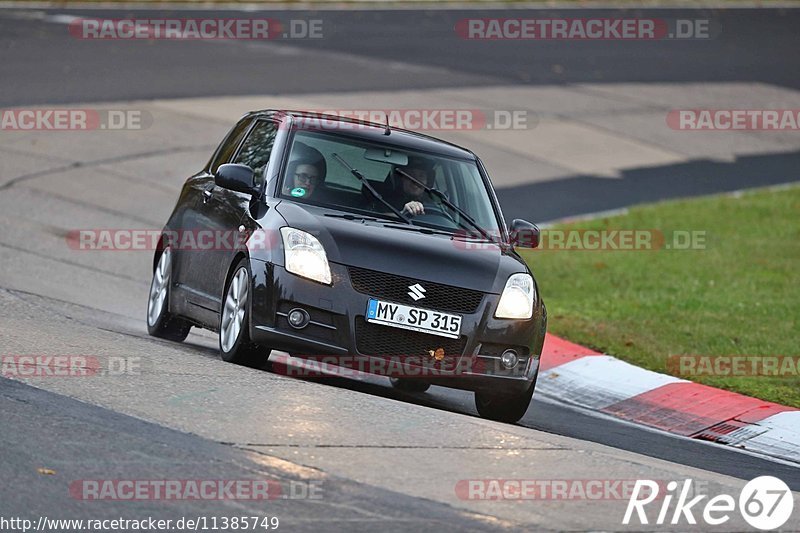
[474,373,537,424]
[146,247,191,342]
[389,377,431,393]
[219,258,267,368]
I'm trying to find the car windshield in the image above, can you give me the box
[278,130,501,235]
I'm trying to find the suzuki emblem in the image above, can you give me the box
[408,283,427,301]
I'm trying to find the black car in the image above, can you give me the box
[147,110,546,423]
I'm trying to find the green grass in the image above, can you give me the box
[520,185,800,407]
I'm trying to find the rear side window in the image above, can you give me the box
[208,118,252,174]
[232,120,278,187]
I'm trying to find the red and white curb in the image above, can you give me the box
[538,334,800,464]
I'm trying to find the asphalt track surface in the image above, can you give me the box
[3,7,800,220]
[1,6,799,530]
[3,7,800,106]
[0,377,510,532]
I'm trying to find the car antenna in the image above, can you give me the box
[383,112,391,136]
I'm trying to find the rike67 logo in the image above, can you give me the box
[624,476,794,530]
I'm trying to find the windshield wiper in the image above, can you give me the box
[331,153,412,225]
[394,168,498,244]
[380,223,454,237]
[324,213,380,222]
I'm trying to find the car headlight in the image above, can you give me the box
[495,273,534,319]
[280,227,332,285]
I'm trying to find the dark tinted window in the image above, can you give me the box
[232,120,278,187]
[208,118,252,173]
[280,131,500,234]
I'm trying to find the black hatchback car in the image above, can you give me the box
[147,110,546,423]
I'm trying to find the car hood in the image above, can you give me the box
[276,202,528,294]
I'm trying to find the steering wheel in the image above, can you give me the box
[412,203,456,227]
[420,203,449,218]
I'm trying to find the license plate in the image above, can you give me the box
[366,298,462,339]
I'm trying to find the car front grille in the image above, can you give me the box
[355,317,467,369]
[348,266,484,314]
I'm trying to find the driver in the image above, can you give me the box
[387,156,436,216]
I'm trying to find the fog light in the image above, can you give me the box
[500,350,519,369]
[287,308,310,329]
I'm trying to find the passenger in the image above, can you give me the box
[285,144,327,199]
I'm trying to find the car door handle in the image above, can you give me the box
[202,187,214,203]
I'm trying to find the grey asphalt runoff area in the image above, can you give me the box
[2,7,799,220]
[0,5,798,531]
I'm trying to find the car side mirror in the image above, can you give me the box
[509,219,540,249]
[215,164,259,196]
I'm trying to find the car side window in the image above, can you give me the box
[208,118,252,174]
[232,120,278,187]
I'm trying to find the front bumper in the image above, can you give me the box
[249,259,546,394]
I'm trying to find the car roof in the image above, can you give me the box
[243,109,478,161]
